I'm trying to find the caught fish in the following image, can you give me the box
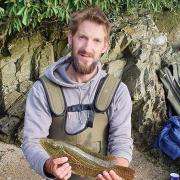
[40,138,135,180]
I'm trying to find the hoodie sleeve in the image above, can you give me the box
[22,81,55,179]
[107,82,133,163]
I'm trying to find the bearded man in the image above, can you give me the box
[22,7,133,180]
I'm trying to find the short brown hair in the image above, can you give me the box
[69,7,111,40]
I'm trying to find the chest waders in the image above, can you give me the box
[40,75,121,180]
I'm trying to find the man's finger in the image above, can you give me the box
[96,174,106,180]
[56,163,71,179]
[53,157,68,165]
[63,170,72,180]
[109,170,123,180]
[102,171,112,180]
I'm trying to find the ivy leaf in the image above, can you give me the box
[0,7,4,14]
[8,23,13,35]
[22,8,28,25]
[17,6,25,15]
[52,7,58,15]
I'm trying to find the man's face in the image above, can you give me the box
[68,20,108,74]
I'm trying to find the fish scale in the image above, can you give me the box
[40,138,135,180]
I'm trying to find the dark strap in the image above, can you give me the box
[67,104,95,128]
[39,75,65,116]
[67,104,93,112]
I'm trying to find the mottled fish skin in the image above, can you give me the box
[40,138,135,180]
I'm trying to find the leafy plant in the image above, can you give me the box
[0,7,4,18]
[0,0,179,35]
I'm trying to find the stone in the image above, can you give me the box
[8,37,29,62]
[32,43,54,79]
[154,11,180,49]
[18,80,33,93]
[7,93,26,119]
[15,52,32,83]
[101,31,131,63]
[106,59,127,77]
[0,61,18,95]
[4,91,22,111]
[39,43,54,76]
[0,116,20,136]
[28,33,44,55]
[150,33,167,46]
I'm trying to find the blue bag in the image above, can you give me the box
[155,116,180,160]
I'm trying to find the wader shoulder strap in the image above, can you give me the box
[39,74,121,116]
[95,74,121,112]
[39,75,65,116]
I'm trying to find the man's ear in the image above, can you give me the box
[102,40,109,54]
[68,31,72,45]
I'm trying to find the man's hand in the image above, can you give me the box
[96,156,128,180]
[44,157,72,180]
[96,170,123,180]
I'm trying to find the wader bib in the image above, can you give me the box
[40,74,121,180]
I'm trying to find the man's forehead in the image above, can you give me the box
[76,20,107,39]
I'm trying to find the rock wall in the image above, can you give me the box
[103,14,167,149]
[0,13,179,150]
[0,30,67,143]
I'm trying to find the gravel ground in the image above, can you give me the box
[0,141,173,180]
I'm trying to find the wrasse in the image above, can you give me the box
[40,138,135,180]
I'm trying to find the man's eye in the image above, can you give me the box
[95,39,101,43]
[79,36,85,39]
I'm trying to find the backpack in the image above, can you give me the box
[158,63,180,116]
[155,116,180,160]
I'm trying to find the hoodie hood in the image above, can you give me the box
[44,55,107,88]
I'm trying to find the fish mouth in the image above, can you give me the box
[40,138,48,146]
[40,138,60,147]
[40,138,45,143]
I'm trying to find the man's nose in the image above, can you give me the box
[84,40,93,52]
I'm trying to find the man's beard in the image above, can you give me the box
[72,50,98,74]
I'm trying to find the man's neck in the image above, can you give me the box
[66,63,98,83]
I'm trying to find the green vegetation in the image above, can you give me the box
[0,0,179,35]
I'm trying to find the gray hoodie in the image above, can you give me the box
[22,55,133,179]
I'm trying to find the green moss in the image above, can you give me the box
[153,11,180,35]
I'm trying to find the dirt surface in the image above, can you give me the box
[0,141,174,180]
